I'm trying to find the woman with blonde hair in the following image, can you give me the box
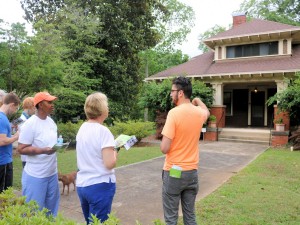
[19,97,36,167]
[76,92,117,224]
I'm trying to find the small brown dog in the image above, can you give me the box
[58,171,77,195]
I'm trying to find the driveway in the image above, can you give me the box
[58,141,268,225]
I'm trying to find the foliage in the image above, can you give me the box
[0,188,78,224]
[208,115,216,122]
[109,121,155,141]
[138,79,173,114]
[240,0,300,26]
[18,0,195,122]
[153,0,195,52]
[198,25,226,53]
[53,88,87,123]
[57,120,84,143]
[189,149,300,224]
[138,78,213,119]
[139,49,189,78]
[273,117,283,124]
[266,73,300,125]
[0,188,127,224]
[0,21,65,97]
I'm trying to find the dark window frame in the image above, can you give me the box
[226,42,278,58]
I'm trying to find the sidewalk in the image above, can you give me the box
[58,141,268,225]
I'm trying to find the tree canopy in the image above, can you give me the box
[240,0,300,26]
[0,0,195,122]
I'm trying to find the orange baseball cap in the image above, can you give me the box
[33,92,57,106]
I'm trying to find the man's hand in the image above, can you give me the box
[192,97,210,120]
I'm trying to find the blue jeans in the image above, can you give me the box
[77,182,116,224]
[22,171,60,216]
[162,170,199,225]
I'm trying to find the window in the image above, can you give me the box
[223,91,232,116]
[226,42,278,58]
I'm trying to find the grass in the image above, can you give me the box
[12,144,162,190]
[13,147,300,224]
[186,148,300,225]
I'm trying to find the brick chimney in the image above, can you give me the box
[232,12,247,27]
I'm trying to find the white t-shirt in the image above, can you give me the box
[18,115,58,178]
[76,122,116,187]
[19,113,28,162]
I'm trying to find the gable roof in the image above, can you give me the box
[204,19,300,49]
[146,44,300,81]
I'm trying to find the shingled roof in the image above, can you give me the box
[146,44,300,81]
[206,19,300,41]
[146,18,300,81]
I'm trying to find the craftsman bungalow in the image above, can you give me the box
[145,13,300,146]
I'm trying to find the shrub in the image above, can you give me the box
[57,120,84,144]
[208,115,216,122]
[109,121,155,141]
[274,117,283,124]
[0,188,77,224]
[0,188,121,225]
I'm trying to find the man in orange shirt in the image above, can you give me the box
[160,76,209,225]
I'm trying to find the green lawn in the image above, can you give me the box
[13,147,300,225]
[188,149,300,225]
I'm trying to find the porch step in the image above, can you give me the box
[218,128,271,145]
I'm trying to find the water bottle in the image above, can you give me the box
[57,135,63,146]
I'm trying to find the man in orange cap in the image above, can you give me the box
[18,91,60,217]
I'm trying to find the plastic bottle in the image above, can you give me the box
[57,135,63,146]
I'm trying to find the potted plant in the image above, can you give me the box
[208,115,217,128]
[274,117,285,131]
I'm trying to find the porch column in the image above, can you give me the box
[210,82,226,128]
[211,82,223,105]
[271,80,290,146]
[275,80,288,96]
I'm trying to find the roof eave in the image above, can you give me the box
[204,28,300,49]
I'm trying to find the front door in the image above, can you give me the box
[251,91,265,126]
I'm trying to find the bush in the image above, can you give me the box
[57,120,84,144]
[0,188,121,225]
[0,188,77,224]
[109,121,155,141]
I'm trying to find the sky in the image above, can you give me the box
[0,0,244,58]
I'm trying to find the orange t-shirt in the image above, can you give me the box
[161,103,207,171]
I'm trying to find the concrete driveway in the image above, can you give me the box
[58,141,268,225]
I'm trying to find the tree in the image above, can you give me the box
[139,78,213,116]
[19,0,196,121]
[0,22,29,91]
[139,49,189,78]
[240,0,300,26]
[198,25,226,53]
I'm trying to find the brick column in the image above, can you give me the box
[273,105,290,131]
[271,131,289,147]
[204,127,218,141]
[272,105,290,146]
[210,105,226,128]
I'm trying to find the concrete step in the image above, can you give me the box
[218,128,271,144]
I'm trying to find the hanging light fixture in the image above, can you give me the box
[254,87,258,93]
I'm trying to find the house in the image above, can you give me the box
[145,13,300,146]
